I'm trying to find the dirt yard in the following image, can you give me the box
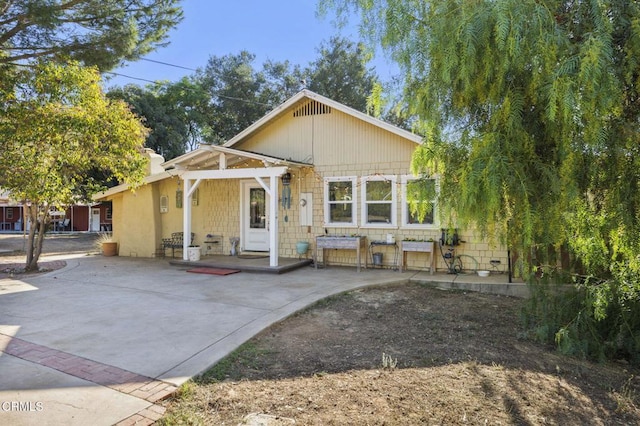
[160,283,640,425]
[0,233,99,278]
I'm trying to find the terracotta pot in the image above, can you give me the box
[102,242,118,256]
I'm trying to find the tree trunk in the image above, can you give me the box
[24,203,49,272]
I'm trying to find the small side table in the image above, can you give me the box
[203,235,223,255]
[367,240,399,270]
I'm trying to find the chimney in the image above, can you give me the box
[143,148,165,175]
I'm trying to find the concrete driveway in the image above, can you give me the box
[0,253,405,425]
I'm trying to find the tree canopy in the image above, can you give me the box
[0,0,183,70]
[195,51,299,145]
[108,78,210,159]
[325,0,640,364]
[109,36,384,152]
[304,36,379,112]
[0,62,148,270]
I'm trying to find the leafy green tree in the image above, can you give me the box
[0,0,183,70]
[195,51,302,144]
[326,0,640,364]
[304,36,379,112]
[108,78,210,159]
[194,40,381,144]
[108,84,185,159]
[0,62,148,271]
[163,77,213,152]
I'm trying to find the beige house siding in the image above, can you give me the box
[235,106,416,167]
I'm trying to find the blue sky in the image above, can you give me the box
[104,0,398,88]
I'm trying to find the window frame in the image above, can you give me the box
[360,175,397,228]
[323,176,358,227]
[401,175,439,229]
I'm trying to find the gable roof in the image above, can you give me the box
[223,89,423,148]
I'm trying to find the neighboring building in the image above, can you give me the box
[0,191,23,232]
[0,190,112,233]
[94,90,508,272]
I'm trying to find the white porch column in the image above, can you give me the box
[269,174,279,267]
[255,176,280,268]
[181,167,287,267]
[182,178,192,260]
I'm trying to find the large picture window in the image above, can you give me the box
[361,175,396,227]
[402,175,438,228]
[324,177,357,226]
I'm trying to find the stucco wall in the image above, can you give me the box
[109,183,162,257]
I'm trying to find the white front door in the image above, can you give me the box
[90,208,101,232]
[242,181,270,252]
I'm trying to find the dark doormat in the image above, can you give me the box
[187,268,241,276]
[237,254,269,259]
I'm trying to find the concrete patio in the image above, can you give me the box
[0,250,526,425]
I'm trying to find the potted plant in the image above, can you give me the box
[296,241,310,257]
[187,244,201,261]
[96,232,118,256]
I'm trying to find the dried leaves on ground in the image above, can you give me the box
[161,283,640,425]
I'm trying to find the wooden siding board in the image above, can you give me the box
[234,108,418,169]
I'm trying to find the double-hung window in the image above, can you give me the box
[401,175,438,228]
[361,175,396,227]
[324,177,357,226]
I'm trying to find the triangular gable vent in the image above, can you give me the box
[293,100,332,117]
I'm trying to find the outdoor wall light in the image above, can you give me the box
[281,172,291,185]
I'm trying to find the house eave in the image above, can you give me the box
[93,171,175,200]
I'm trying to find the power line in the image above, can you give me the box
[139,58,198,71]
[103,71,161,85]
[102,71,274,107]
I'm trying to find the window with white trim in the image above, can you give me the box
[361,175,396,227]
[324,177,357,226]
[401,175,438,227]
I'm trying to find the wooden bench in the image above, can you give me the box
[161,232,195,258]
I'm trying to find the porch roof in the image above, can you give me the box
[94,146,309,201]
[162,145,311,171]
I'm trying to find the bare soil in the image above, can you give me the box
[161,283,640,425]
[0,233,99,278]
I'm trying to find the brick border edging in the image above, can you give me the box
[0,333,178,424]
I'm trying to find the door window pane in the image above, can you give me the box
[249,188,266,229]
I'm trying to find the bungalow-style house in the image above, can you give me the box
[94,90,508,272]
